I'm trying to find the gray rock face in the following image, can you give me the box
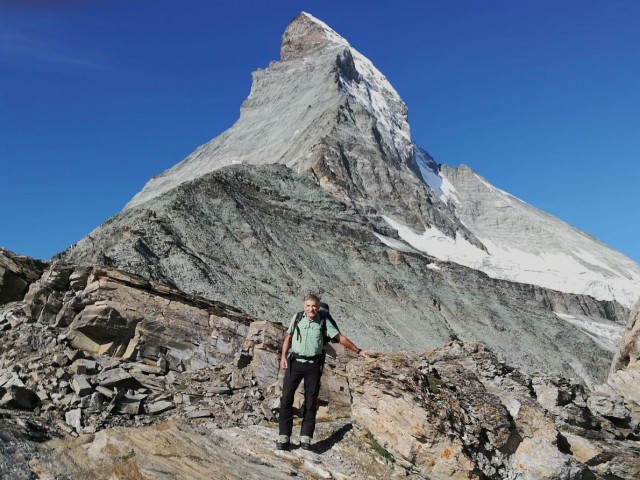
[123,13,476,245]
[0,255,638,479]
[60,164,624,386]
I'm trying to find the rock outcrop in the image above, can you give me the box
[348,343,639,479]
[0,262,286,435]
[0,248,46,306]
[1,260,639,479]
[596,297,640,431]
[608,298,640,402]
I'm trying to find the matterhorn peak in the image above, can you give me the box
[280,12,350,61]
[125,13,436,228]
[60,13,640,391]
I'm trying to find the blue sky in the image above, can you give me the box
[1,0,639,263]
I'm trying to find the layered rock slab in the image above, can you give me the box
[0,247,46,305]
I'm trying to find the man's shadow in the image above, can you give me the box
[311,423,353,454]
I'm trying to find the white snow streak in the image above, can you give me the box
[415,148,443,197]
[381,215,640,307]
[555,313,623,352]
[372,232,419,254]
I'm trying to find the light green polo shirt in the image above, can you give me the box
[287,313,340,361]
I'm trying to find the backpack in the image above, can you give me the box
[291,303,340,345]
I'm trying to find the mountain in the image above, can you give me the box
[413,160,640,308]
[125,13,478,247]
[59,12,637,386]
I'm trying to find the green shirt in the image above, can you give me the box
[287,313,340,361]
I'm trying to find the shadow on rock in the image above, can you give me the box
[313,423,353,454]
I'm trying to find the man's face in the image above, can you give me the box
[304,299,318,319]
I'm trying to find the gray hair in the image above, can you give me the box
[303,293,320,303]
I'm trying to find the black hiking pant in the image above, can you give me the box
[279,358,322,439]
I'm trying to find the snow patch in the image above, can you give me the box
[415,148,443,197]
[382,216,487,265]
[373,232,419,254]
[383,215,640,306]
[555,313,623,353]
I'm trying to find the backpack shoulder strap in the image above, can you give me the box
[292,311,304,341]
[326,313,339,334]
[321,315,327,342]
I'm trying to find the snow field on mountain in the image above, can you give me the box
[409,148,640,308]
[555,313,624,352]
[381,215,640,308]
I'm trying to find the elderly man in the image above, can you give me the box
[277,294,368,451]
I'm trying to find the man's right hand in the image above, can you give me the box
[280,357,288,370]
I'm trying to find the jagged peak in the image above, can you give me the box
[281,12,349,61]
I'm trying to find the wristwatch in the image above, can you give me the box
[356,348,362,355]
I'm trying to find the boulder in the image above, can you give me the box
[0,248,46,305]
[0,267,28,305]
[96,368,136,388]
[69,304,136,344]
[0,386,39,410]
[71,375,93,397]
[587,392,631,422]
[147,400,174,415]
[70,359,98,375]
[23,264,73,323]
[65,408,82,432]
[117,395,143,415]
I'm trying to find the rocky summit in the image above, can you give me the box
[0,251,639,479]
[57,12,635,386]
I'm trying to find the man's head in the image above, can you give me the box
[303,294,320,319]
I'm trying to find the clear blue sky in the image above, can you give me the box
[1,0,639,263]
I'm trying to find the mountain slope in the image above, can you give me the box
[406,157,640,307]
[59,12,634,385]
[61,164,625,385]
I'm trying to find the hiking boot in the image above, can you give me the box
[276,435,290,451]
[300,435,312,451]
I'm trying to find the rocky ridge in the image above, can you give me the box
[0,251,639,479]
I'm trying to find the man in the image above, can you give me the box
[277,294,368,451]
